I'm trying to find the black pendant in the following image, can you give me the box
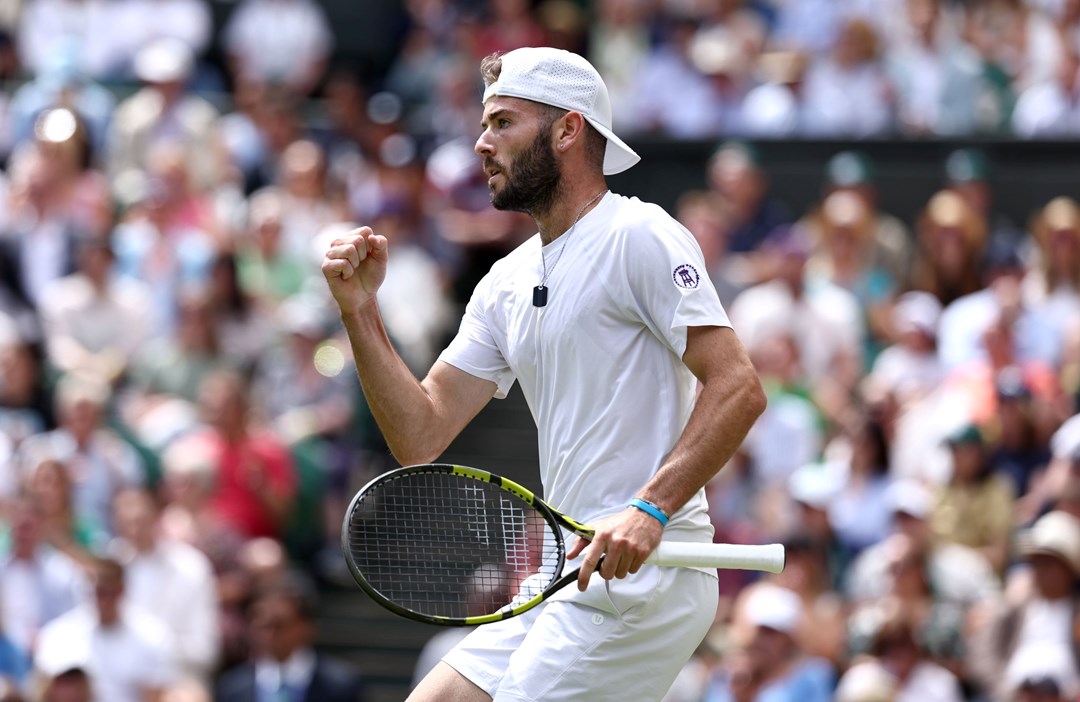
[533,285,548,307]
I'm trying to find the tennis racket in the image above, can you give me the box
[341,463,785,626]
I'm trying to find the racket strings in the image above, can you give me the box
[346,471,562,619]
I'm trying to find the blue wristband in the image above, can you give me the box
[628,498,669,527]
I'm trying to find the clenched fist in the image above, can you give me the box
[321,227,388,311]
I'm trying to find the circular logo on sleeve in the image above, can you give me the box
[672,264,700,289]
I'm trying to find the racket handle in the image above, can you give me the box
[645,542,785,573]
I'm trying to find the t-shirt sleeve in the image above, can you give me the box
[619,214,732,358]
[437,275,516,399]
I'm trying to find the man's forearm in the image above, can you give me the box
[340,303,445,463]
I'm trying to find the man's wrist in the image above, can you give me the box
[627,498,669,527]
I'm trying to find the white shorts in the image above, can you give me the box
[441,565,718,702]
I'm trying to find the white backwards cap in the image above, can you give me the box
[482,47,641,175]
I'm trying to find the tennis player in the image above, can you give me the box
[322,46,766,702]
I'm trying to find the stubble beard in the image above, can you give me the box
[488,131,561,218]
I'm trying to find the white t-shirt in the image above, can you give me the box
[439,193,731,539]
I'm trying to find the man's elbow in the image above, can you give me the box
[388,436,449,467]
[740,367,768,422]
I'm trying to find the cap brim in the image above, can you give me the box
[583,115,640,175]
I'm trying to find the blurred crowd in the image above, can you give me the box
[0,0,1080,701]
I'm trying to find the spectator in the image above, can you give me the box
[802,19,893,137]
[12,373,145,545]
[968,510,1080,697]
[868,290,944,409]
[0,337,54,448]
[588,0,654,131]
[26,459,98,562]
[235,189,309,309]
[884,0,984,136]
[214,572,367,701]
[846,479,999,606]
[0,495,83,663]
[1012,49,1080,137]
[189,370,296,541]
[111,174,218,340]
[34,557,178,702]
[106,37,222,196]
[860,604,964,701]
[740,338,825,490]
[1002,642,1080,702]
[1024,197,1080,330]
[807,150,912,286]
[121,288,236,449]
[740,51,809,138]
[908,189,988,306]
[828,416,896,554]
[805,189,897,355]
[273,139,348,260]
[109,487,220,685]
[705,584,835,702]
[222,0,334,96]
[38,235,153,385]
[626,16,730,138]
[848,534,968,680]
[729,225,863,425]
[706,141,793,258]
[990,367,1053,499]
[205,252,276,370]
[0,136,94,312]
[942,147,1026,255]
[929,423,1016,573]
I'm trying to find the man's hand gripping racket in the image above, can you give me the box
[341,464,785,626]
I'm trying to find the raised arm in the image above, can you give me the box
[323,228,497,464]
[569,324,766,588]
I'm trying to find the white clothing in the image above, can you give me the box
[742,391,822,484]
[1016,598,1074,650]
[34,602,177,702]
[729,278,862,385]
[896,661,964,702]
[0,549,85,654]
[110,540,220,680]
[1013,81,1080,137]
[111,0,212,64]
[223,0,333,88]
[443,565,717,702]
[802,60,892,137]
[1051,412,1080,459]
[440,193,730,536]
[437,192,729,698]
[39,273,153,372]
[870,345,944,405]
[16,0,122,78]
[254,647,316,695]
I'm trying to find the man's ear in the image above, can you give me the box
[553,111,588,153]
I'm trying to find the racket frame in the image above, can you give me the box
[342,464,591,626]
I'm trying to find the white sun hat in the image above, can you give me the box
[482,47,641,175]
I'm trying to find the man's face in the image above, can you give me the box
[476,97,561,216]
